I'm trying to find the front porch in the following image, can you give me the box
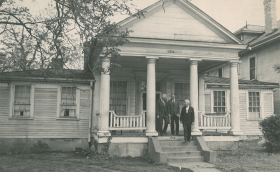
[93,55,243,138]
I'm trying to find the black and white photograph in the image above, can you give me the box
[0,0,280,171]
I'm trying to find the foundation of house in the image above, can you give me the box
[0,138,89,154]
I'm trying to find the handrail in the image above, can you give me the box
[199,111,231,129]
[109,110,146,130]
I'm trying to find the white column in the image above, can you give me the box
[146,57,158,136]
[190,60,202,135]
[199,76,205,113]
[229,62,243,135]
[97,58,111,137]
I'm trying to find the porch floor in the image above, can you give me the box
[110,130,233,137]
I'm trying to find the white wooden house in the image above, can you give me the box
[0,0,279,156]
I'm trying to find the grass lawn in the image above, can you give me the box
[214,139,280,172]
[0,152,192,172]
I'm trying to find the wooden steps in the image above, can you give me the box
[158,138,205,163]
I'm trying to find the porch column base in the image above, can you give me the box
[145,130,158,136]
[97,131,111,137]
[228,130,243,136]
[191,131,202,136]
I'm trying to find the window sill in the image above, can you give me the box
[56,117,79,121]
[9,117,34,120]
[247,118,263,121]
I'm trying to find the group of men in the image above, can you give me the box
[156,93,194,142]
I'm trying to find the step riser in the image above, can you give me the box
[165,152,202,158]
[167,157,205,163]
[159,141,196,146]
[162,146,198,152]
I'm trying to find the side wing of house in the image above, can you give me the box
[204,85,274,135]
[0,82,91,142]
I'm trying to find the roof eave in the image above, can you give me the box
[239,33,280,56]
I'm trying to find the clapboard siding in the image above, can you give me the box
[125,3,226,43]
[263,92,273,118]
[239,91,252,133]
[205,93,211,113]
[0,84,91,138]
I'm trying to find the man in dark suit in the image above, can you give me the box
[156,94,169,136]
[180,99,194,142]
[168,93,180,136]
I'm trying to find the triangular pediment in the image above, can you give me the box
[119,0,242,44]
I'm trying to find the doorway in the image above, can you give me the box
[142,92,161,111]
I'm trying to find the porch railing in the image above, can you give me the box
[199,111,231,130]
[108,110,146,130]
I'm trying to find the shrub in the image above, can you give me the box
[259,114,280,153]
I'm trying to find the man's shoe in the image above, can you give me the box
[176,134,179,136]
[160,133,163,136]
[187,139,191,142]
[184,139,187,143]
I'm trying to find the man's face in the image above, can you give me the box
[185,100,190,106]
[162,94,167,100]
[171,94,175,99]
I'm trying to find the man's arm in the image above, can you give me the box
[191,107,194,123]
[180,107,184,122]
[156,100,159,118]
[176,101,180,117]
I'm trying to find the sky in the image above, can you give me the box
[16,0,280,33]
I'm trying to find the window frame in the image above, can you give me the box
[173,82,190,111]
[56,85,80,120]
[247,90,263,120]
[109,80,129,116]
[9,83,35,120]
[211,89,228,113]
[249,56,257,80]
[218,68,223,78]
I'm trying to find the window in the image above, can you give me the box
[14,85,31,117]
[213,91,226,113]
[110,81,127,116]
[9,84,34,119]
[218,68,223,78]
[248,91,261,119]
[60,87,77,117]
[175,83,190,107]
[250,57,256,80]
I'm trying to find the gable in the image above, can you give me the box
[120,1,235,43]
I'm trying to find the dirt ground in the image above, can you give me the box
[0,152,192,172]
[214,139,280,172]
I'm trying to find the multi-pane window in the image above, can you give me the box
[61,87,76,117]
[213,91,226,113]
[110,81,127,116]
[250,57,256,80]
[14,85,31,117]
[175,83,190,107]
[248,92,261,119]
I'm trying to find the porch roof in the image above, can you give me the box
[204,76,280,88]
[0,69,94,83]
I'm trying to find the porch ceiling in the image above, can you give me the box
[113,56,228,74]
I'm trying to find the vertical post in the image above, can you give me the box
[145,57,158,136]
[190,60,202,135]
[97,58,111,137]
[229,61,243,135]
